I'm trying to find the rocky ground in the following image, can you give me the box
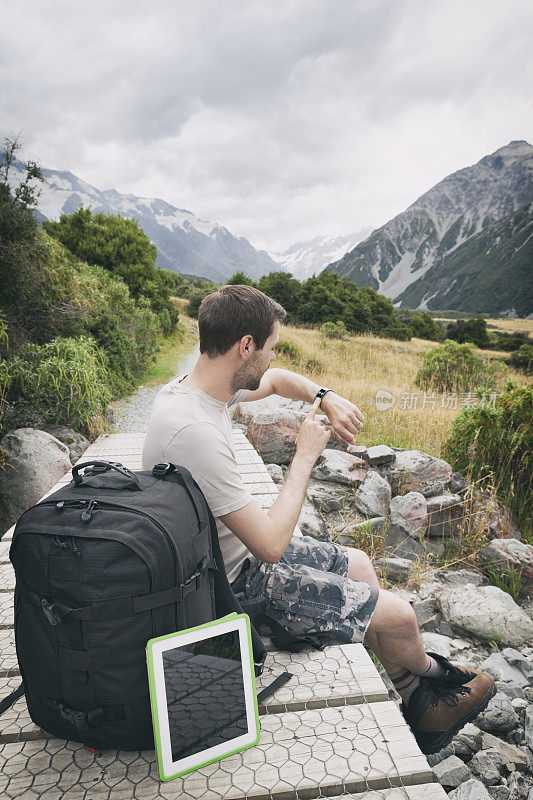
[232,395,533,800]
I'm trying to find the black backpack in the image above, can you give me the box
[3,459,339,750]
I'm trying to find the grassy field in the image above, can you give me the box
[432,316,533,339]
[274,323,530,459]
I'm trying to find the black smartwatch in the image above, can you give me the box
[315,387,333,409]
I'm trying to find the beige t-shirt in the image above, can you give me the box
[141,374,253,584]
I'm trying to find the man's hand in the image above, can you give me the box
[320,391,365,445]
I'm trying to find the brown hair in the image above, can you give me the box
[198,285,287,357]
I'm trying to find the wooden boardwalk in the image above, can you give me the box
[0,429,445,799]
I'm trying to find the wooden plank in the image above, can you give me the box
[0,539,11,564]
[0,628,18,677]
[0,702,432,800]
[330,787,448,799]
[0,563,15,593]
[0,593,13,629]
[0,644,389,743]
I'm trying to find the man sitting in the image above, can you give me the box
[142,284,495,755]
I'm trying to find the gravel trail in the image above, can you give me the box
[110,344,200,434]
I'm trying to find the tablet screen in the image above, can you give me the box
[163,629,247,761]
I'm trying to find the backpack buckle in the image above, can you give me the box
[182,574,199,598]
[152,462,172,478]
[41,599,61,626]
[58,702,89,730]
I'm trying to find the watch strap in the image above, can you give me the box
[315,388,332,409]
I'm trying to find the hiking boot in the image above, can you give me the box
[401,651,497,755]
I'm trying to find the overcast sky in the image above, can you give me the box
[1,0,532,252]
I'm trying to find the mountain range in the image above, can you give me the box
[324,141,533,316]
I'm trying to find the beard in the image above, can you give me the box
[231,355,264,393]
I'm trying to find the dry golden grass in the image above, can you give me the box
[274,323,530,459]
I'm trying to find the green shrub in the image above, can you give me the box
[415,339,507,393]
[186,288,215,318]
[444,317,491,349]
[409,312,441,341]
[381,320,412,341]
[1,336,110,435]
[509,343,533,374]
[276,340,302,363]
[321,320,348,339]
[443,382,532,539]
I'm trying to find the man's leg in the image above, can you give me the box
[345,548,428,674]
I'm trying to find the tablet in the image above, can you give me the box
[146,613,260,781]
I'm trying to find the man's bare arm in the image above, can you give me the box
[219,396,330,563]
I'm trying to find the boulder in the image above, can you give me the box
[335,515,389,546]
[306,479,351,513]
[507,772,528,799]
[469,747,508,785]
[375,556,413,583]
[452,724,482,758]
[311,449,367,485]
[365,444,395,466]
[477,539,533,589]
[421,631,452,658]
[414,597,437,629]
[352,469,391,517]
[480,653,530,688]
[383,523,444,561]
[479,733,530,770]
[449,472,468,495]
[385,449,452,497]
[475,693,520,734]
[234,396,347,463]
[0,428,71,532]
[432,569,488,588]
[437,585,533,647]
[525,705,533,750]
[426,493,465,538]
[448,778,493,799]
[389,491,428,537]
[432,754,472,787]
[500,648,533,684]
[265,463,284,485]
[296,501,329,541]
[43,426,90,464]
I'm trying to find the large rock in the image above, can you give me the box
[43,425,90,464]
[234,396,347,463]
[448,778,493,799]
[383,523,444,561]
[468,748,508,785]
[479,732,531,770]
[480,653,530,688]
[306,479,351,513]
[389,491,428,537]
[385,449,452,497]
[335,516,389,547]
[475,693,520,733]
[421,631,452,658]
[296,501,329,541]
[432,754,472,787]
[311,449,367,485]
[437,585,533,646]
[477,539,533,589]
[500,647,533,683]
[365,444,395,466]
[265,463,284,485]
[525,704,533,749]
[426,493,465,538]
[375,557,413,583]
[0,428,72,532]
[352,469,391,517]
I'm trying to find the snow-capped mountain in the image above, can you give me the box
[8,159,280,283]
[325,141,533,316]
[272,230,373,280]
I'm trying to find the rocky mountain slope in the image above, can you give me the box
[324,141,533,316]
[8,158,279,283]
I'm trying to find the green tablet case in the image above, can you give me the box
[146,613,261,781]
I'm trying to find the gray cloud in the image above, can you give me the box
[1,0,532,251]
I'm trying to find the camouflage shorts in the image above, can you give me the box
[232,535,379,645]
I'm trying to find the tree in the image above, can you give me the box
[226,271,257,286]
[257,271,301,315]
[445,317,490,349]
[43,207,178,330]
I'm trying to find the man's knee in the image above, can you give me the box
[367,588,418,635]
[346,548,379,585]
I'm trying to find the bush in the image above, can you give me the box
[187,288,214,318]
[443,382,532,538]
[444,317,491,349]
[415,339,507,393]
[276,340,302,363]
[409,312,441,341]
[1,336,110,436]
[321,321,348,339]
[509,343,533,374]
